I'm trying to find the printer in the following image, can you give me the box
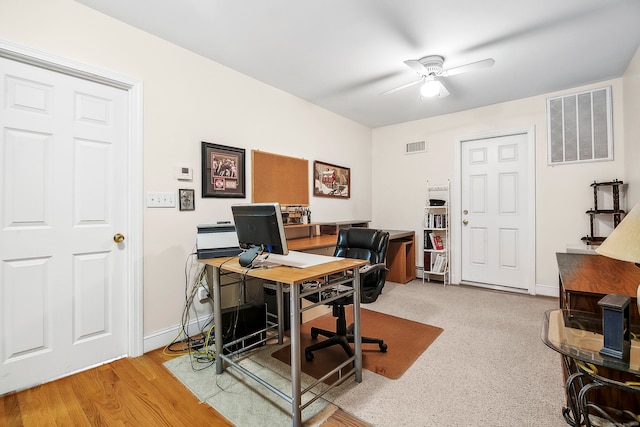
[196,223,243,259]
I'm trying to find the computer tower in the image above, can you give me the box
[220,303,266,353]
[264,285,290,331]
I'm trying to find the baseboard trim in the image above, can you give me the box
[143,315,212,353]
[534,283,559,298]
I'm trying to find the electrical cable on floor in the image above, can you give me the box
[163,246,216,369]
[164,246,270,374]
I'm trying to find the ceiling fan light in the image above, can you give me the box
[420,80,440,97]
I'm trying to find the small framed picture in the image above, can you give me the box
[179,189,195,211]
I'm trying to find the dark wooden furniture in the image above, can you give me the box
[582,180,625,245]
[557,252,640,323]
[556,252,640,418]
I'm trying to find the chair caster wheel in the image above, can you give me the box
[310,330,318,339]
[379,343,388,353]
[305,351,314,361]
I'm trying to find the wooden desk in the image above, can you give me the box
[286,233,336,252]
[385,230,416,284]
[201,256,367,426]
[556,252,640,416]
[287,228,416,284]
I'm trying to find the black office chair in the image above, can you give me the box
[304,228,389,361]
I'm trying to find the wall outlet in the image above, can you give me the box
[197,287,209,303]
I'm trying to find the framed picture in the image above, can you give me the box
[201,142,246,198]
[179,189,195,211]
[313,160,350,199]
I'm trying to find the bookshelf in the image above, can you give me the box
[423,180,450,285]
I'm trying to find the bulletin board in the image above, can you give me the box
[251,150,309,206]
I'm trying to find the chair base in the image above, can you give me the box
[304,306,388,361]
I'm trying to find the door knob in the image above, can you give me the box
[462,220,468,225]
[113,233,125,243]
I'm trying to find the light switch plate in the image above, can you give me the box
[146,192,176,208]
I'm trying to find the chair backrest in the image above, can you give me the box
[333,228,390,303]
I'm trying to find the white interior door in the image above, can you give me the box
[459,131,534,292]
[0,57,129,393]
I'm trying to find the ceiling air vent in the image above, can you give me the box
[405,140,426,154]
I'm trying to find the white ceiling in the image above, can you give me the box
[77,0,640,128]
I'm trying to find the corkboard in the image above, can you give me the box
[252,150,309,206]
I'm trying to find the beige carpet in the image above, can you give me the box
[271,308,443,382]
[165,281,567,426]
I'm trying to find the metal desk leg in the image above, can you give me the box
[276,282,284,344]
[212,265,224,374]
[290,281,302,426]
[352,267,363,382]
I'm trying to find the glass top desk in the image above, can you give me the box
[542,309,640,426]
[201,256,368,427]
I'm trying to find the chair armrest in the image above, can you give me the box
[359,262,388,277]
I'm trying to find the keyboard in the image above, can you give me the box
[258,250,338,268]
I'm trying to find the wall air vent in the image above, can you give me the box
[405,140,426,154]
[547,86,612,165]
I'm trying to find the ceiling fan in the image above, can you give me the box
[381,55,495,98]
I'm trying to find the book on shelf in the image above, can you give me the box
[425,213,447,229]
[423,251,431,271]
[424,230,433,249]
[439,255,448,273]
[433,234,444,250]
[431,254,447,273]
[429,232,437,249]
[432,254,442,273]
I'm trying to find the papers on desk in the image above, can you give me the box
[258,250,339,268]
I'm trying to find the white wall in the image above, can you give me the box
[0,0,372,344]
[623,46,640,203]
[372,78,633,294]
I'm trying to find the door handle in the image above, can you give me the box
[463,220,468,225]
[113,233,125,243]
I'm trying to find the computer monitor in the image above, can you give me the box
[231,202,289,267]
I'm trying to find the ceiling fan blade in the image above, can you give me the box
[380,76,424,95]
[403,59,426,74]
[440,58,495,77]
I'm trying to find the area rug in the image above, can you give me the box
[164,353,338,426]
[271,308,443,381]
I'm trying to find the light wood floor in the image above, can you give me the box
[0,348,368,426]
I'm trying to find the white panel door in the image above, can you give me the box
[0,58,129,393]
[460,132,532,290]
